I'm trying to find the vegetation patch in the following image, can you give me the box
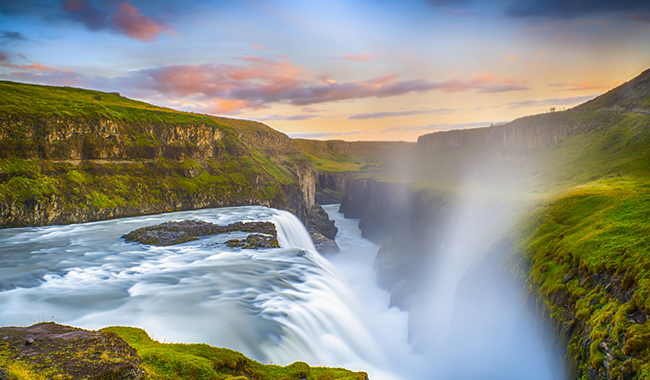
[508,178,650,379]
[102,326,369,380]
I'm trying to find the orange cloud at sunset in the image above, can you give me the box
[112,1,173,42]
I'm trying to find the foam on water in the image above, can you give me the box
[0,206,409,379]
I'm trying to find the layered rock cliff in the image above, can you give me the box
[417,112,588,149]
[0,82,339,251]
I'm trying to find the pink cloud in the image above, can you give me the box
[0,62,73,72]
[112,1,173,42]
[0,53,7,62]
[62,0,172,42]
[99,60,530,114]
[507,54,517,61]
[251,44,272,51]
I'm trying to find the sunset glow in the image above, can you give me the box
[1,0,648,141]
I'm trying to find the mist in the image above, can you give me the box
[374,144,564,379]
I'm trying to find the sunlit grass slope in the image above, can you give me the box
[291,139,413,174]
[508,177,650,379]
[0,81,221,126]
[103,326,368,380]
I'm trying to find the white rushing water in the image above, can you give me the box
[0,206,416,379]
[0,204,560,379]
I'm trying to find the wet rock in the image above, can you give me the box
[226,234,280,249]
[122,220,278,246]
[311,232,340,254]
[0,322,143,380]
[306,205,338,240]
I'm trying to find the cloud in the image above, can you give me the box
[507,54,517,61]
[0,61,69,72]
[62,0,172,42]
[0,55,82,86]
[348,108,457,120]
[255,113,326,121]
[112,1,173,41]
[507,95,598,108]
[506,0,650,19]
[338,53,376,62]
[626,12,650,23]
[251,44,271,51]
[548,82,609,91]
[124,62,530,113]
[1,31,27,41]
[62,0,110,31]
[41,57,529,115]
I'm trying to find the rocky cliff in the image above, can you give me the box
[417,112,589,149]
[0,82,341,253]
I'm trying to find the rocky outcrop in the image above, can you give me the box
[306,205,340,254]
[317,172,355,204]
[417,113,587,149]
[122,220,278,247]
[0,115,228,161]
[339,178,449,307]
[225,234,280,249]
[0,322,143,379]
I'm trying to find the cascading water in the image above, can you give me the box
[0,206,412,379]
[0,203,560,380]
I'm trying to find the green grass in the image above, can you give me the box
[291,139,409,174]
[102,326,368,380]
[0,81,222,126]
[506,178,650,378]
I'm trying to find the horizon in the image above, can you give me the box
[1,0,648,141]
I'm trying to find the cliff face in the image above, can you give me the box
[417,112,590,149]
[0,114,229,161]
[339,178,449,309]
[0,114,314,228]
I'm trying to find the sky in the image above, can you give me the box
[0,0,649,141]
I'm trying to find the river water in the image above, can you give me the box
[0,205,421,379]
[0,204,560,379]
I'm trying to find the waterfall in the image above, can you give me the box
[0,206,408,379]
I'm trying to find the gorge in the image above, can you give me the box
[1,67,650,379]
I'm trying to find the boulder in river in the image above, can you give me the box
[122,220,279,248]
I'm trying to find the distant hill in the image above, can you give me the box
[578,67,650,111]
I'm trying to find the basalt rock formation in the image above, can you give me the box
[122,220,279,247]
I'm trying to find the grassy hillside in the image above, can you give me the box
[0,81,309,226]
[102,326,368,380]
[0,81,221,125]
[508,177,650,379]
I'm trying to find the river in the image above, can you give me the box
[0,204,560,379]
[0,205,422,379]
